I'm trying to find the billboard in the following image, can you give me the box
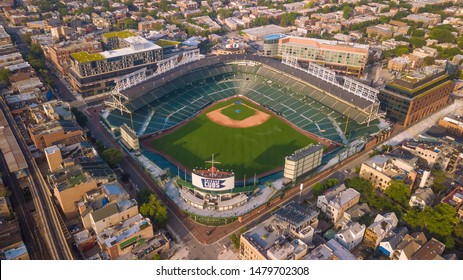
[192,173,235,191]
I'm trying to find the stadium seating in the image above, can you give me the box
[106,62,380,142]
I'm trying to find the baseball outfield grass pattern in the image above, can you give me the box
[151,98,318,179]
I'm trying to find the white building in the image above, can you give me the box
[334,222,366,251]
[409,187,435,210]
[317,184,360,223]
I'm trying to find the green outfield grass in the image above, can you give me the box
[150,98,318,179]
[220,102,256,120]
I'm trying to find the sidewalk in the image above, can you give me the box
[385,99,463,146]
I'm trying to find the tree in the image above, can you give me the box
[431,169,447,194]
[252,16,269,27]
[280,12,297,27]
[454,223,463,239]
[159,0,169,12]
[124,18,138,29]
[342,6,352,19]
[410,37,426,48]
[385,180,410,207]
[403,204,458,238]
[230,227,248,249]
[0,68,10,85]
[304,1,315,9]
[429,27,456,43]
[101,147,123,168]
[312,182,325,196]
[139,194,168,227]
[395,47,410,56]
[423,56,435,66]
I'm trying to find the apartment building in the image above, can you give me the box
[439,115,463,136]
[360,155,417,191]
[334,222,365,251]
[28,120,83,150]
[96,214,154,259]
[317,185,360,223]
[47,40,102,75]
[264,35,370,76]
[363,212,398,248]
[379,68,453,127]
[49,165,98,219]
[240,201,319,260]
[68,32,162,94]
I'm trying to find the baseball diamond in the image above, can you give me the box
[147,97,319,179]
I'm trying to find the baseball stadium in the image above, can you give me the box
[102,54,383,182]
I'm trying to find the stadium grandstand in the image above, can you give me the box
[102,54,384,144]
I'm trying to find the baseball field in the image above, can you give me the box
[149,98,319,179]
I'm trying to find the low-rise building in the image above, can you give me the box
[411,238,445,260]
[439,115,463,136]
[49,165,98,219]
[363,212,398,248]
[28,120,84,150]
[360,155,417,191]
[334,222,365,251]
[96,214,154,259]
[240,201,319,260]
[317,185,360,223]
[304,239,357,260]
[409,187,435,210]
[90,199,138,234]
[387,56,412,72]
[378,227,408,257]
[441,186,463,210]
[392,232,427,260]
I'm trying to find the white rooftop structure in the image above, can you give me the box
[100,36,161,59]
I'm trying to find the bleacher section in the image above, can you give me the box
[105,62,381,143]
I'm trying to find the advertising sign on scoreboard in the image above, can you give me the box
[192,173,235,191]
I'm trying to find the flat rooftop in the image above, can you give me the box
[70,52,105,63]
[0,110,27,173]
[102,30,136,39]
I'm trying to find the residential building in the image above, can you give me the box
[264,35,370,76]
[47,40,102,75]
[69,34,162,94]
[378,227,408,257]
[284,144,323,181]
[78,182,130,230]
[239,201,319,260]
[404,13,442,27]
[49,165,98,219]
[317,185,360,223]
[439,115,463,136]
[379,68,453,127]
[28,120,84,150]
[360,155,417,191]
[387,56,412,72]
[363,212,398,248]
[441,186,463,210]
[334,203,371,230]
[392,232,427,260]
[73,229,95,253]
[409,187,435,210]
[304,239,357,260]
[0,220,29,260]
[90,199,138,234]
[334,222,365,251]
[411,238,445,260]
[96,214,154,259]
[44,145,63,172]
